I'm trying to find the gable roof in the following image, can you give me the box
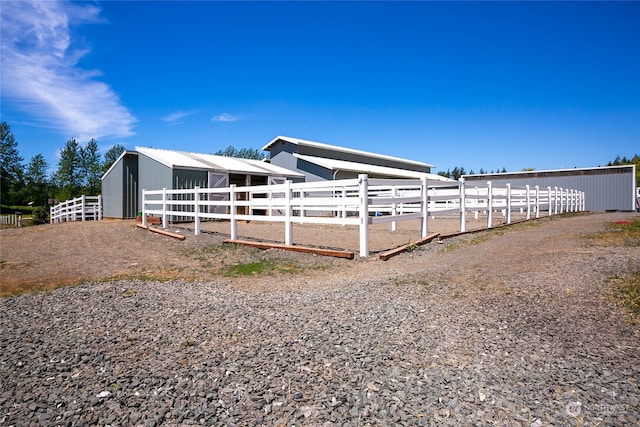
[135,146,304,177]
[294,154,452,181]
[263,135,435,169]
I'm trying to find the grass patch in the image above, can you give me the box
[220,259,304,277]
[585,217,640,247]
[610,266,640,316]
[585,218,640,317]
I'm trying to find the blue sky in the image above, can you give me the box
[1,1,638,175]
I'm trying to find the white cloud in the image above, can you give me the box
[0,0,136,141]
[212,113,241,123]
[163,110,196,125]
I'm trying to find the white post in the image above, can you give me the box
[487,181,493,228]
[535,185,540,219]
[142,189,148,226]
[554,187,558,215]
[421,176,428,238]
[559,188,564,213]
[97,195,102,220]
[284,180,293,246]
[459,178,466,232]
[391,185,398,232]
[547,186,552,216]
[341,187,347,227]
[506,183,512,224]
[162,188,168,229]
[81,195,86,221]
[194,186,201,235]
[230,185,237,240]
[525,184,531,220]
[474,186,480,220]
[359,174,369,257]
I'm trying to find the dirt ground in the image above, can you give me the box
[0,211,621,296]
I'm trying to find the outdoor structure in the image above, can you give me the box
[101,147,303,218]
[462,165,637,212]
[263,135,450,182]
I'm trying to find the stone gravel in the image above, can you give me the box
[1,213,639,426]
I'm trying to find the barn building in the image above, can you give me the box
[101,146,303,219]
[462,165,637,212]
[263,136,448,181]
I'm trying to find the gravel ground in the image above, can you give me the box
[1,212,639,426]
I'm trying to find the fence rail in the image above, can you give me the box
[50,195,102,224]
[0,213,23,226]
[142,175,585,257]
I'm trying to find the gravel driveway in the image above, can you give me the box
[1,212,639,426]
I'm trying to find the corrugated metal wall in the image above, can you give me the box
[101,153,138,218]
[463,166,636,212]
[137,155,173,215]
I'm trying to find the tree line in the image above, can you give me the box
[0,122,267,211]
[0,122,125,208]
[437,166,509,180]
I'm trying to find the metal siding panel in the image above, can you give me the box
[101,157,124,217]
[465,167,634,211]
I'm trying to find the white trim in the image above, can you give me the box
[263,135,434,169]
[294,153,452,181]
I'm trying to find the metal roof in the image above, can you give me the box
[263,135,435,169]
[294,153,452,181]
[135,146,304,177]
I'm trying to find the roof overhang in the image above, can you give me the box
[294,153,453,181]
[135,146,304,177]
[263,135,435,169]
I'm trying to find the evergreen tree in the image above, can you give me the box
[54,138,82,200]
[215,145,266,160]
[0,122,24,205]
[103,144,126,173]
[81,139,102,194]
[24,154,50,206]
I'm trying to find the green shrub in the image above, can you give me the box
[31,207,49,225]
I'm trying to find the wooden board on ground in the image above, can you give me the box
[136,223,186,240]
[224,239,355,259]
[379,232,440,261]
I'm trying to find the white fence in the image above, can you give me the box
[142,175,585,257]
[50,195,102,224]
[0,213,23,226]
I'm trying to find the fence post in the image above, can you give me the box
[525,184,531,219]
[194,186,201,235]
[359,174,369,257]
[284,180,293,246]
[141,189,147,226]
[535,186,540,219]
[421,176,428,238]
[162,188,168,229]
[341,186,347,227]
[230,185,237,240]
[459,178,466,233]
[559,188,564,213]
[506,183,512,224]
[487,181,493,228]
[81,195,86,221]
[50,205,54,224]
[547,186,552,216]
[391,186,398,232]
